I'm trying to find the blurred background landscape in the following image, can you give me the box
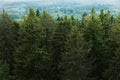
[0,0,120,20]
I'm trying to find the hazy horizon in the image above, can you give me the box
[0,0,120,6]
[0,0,120,20]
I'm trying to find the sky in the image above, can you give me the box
[0,0,120,6]
[0,0,119,3]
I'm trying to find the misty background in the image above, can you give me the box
[0,0,120,20]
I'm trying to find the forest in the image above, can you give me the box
[0,8,120,80]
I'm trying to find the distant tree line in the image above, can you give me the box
[0,8,120,80]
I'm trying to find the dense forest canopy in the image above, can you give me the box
[0,7,120,80]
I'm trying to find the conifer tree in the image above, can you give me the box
[49,17,71,80]
[62,25,90,80]
[0,10,16,80]
[83,8,106,80]
[103,13,120,80]
[15,8,49,80]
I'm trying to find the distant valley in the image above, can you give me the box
[0,0,120,20]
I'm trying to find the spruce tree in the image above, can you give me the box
[103,13,120,80]
[83,8,105,80]
[62,25,90,80]
[49,17,71,80]
[0,10,16,80]
[15,8,49,80]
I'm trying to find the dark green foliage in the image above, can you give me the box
[49,18,72,80]
[62,26,90,80]
[36,9,40,16]
[83,9,105,80]
[0,10,16,80]
[15,8,50,80]
[0,8,120,80]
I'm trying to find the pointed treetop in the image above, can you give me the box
[82,12,87,17]
[91,8,96,15]
[28,7,35,17]
[36,9,40,16]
